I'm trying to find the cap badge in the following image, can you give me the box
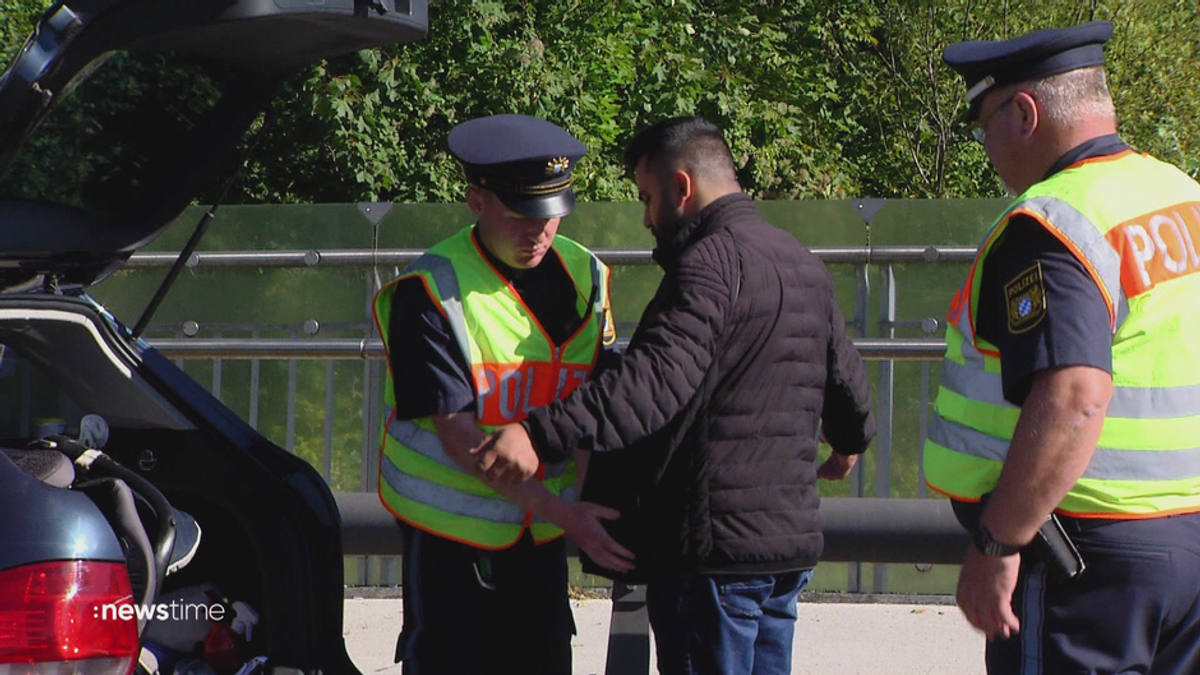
[966,75,996,103]
[546,157,570,177]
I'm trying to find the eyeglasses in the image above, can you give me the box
[969,95,1017,144]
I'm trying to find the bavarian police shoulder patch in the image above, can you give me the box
[1004,263,1047,334]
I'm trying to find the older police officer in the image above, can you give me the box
[926,21,1200,673]
[373,114,632,674]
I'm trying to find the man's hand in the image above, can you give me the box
[473,423,540,484]
[956,547,1021,640]
[561,502,636,574]
[817,451,857,480]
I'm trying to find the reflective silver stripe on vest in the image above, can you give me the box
[405,253,471,365]
[930,412,1200,481]
[388,417,461,472]
[960,328,985,360]
[1018,196,1129,332]
[590,255,605,317]
[940,359,1200,420]
[380,450,528,523]
[386,414,572,479]
[929,413,1010,462]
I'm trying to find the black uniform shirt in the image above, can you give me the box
[974,135,1128,405]
[387,227,614,420]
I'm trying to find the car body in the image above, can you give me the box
[0,2,429,673]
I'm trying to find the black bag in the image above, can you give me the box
[577,432,673,584]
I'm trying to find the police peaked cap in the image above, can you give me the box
[943,20,1114,121]
[448,114,587,219]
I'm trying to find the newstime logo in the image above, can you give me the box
[94,600,226,623]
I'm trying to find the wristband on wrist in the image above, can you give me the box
[973,524,1022,557]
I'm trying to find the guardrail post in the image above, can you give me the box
[361,265,389,587]
[848,263,870,594]
[916,316,940,498]
[874,264,897,594]
[852,262,871,340]
[605,583,651,675]
[174,328,185,370]
[286,329,298,454]
[918,362,931,499]
[250,330,261,430]
[323,359,335,483]
[211,331,222,399]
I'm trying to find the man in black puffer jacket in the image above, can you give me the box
[476,116,875,674]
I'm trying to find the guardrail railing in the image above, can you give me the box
[126,244,975,593]
[146,337,948,360]
[128,245,980,269]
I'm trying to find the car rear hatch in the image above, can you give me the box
[0,0,428,290]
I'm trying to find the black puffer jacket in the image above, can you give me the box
[524,193,874,578]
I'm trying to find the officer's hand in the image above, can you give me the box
[473,424,540,484]
[817,451,857,480]
[563,502,635,574]
[956,547,1021,641]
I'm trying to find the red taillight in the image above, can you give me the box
[0,561,137,675]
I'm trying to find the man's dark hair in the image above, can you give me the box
[623,116,737,183]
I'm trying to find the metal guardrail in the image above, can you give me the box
[128,245,980,269]
[336,493,970,564]
[132,243,976,593]
[148,337,947,360]
[337,491,973,675]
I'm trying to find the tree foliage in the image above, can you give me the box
[0,0,51,67]
[3,0,1199,202]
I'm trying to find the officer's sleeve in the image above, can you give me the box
[974,216,1113,406]
[386,278,476,419]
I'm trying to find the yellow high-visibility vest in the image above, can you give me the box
[925,150,1200,517]
[374,226,610,548]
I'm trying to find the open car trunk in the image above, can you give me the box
[0,0,428,289]
[0,296,363,672]
[0,2,432,673]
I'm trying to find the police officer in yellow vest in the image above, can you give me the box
[373,114,633,674]
[927,21,1200,673]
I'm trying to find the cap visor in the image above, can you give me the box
[498,189,576,219]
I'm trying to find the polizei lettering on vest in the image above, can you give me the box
[1108,202,1200,297]
[474,362,590,425]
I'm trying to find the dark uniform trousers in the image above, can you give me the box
[396,522,576,675]
[988,512,1200,674]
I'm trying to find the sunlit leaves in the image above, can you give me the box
[2,0,1197,202]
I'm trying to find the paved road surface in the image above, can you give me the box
[342,596,985,674]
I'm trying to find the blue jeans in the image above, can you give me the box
[646,569,814,675]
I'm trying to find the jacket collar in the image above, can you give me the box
[653,192,752,267]
[1043,134,1129,180]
